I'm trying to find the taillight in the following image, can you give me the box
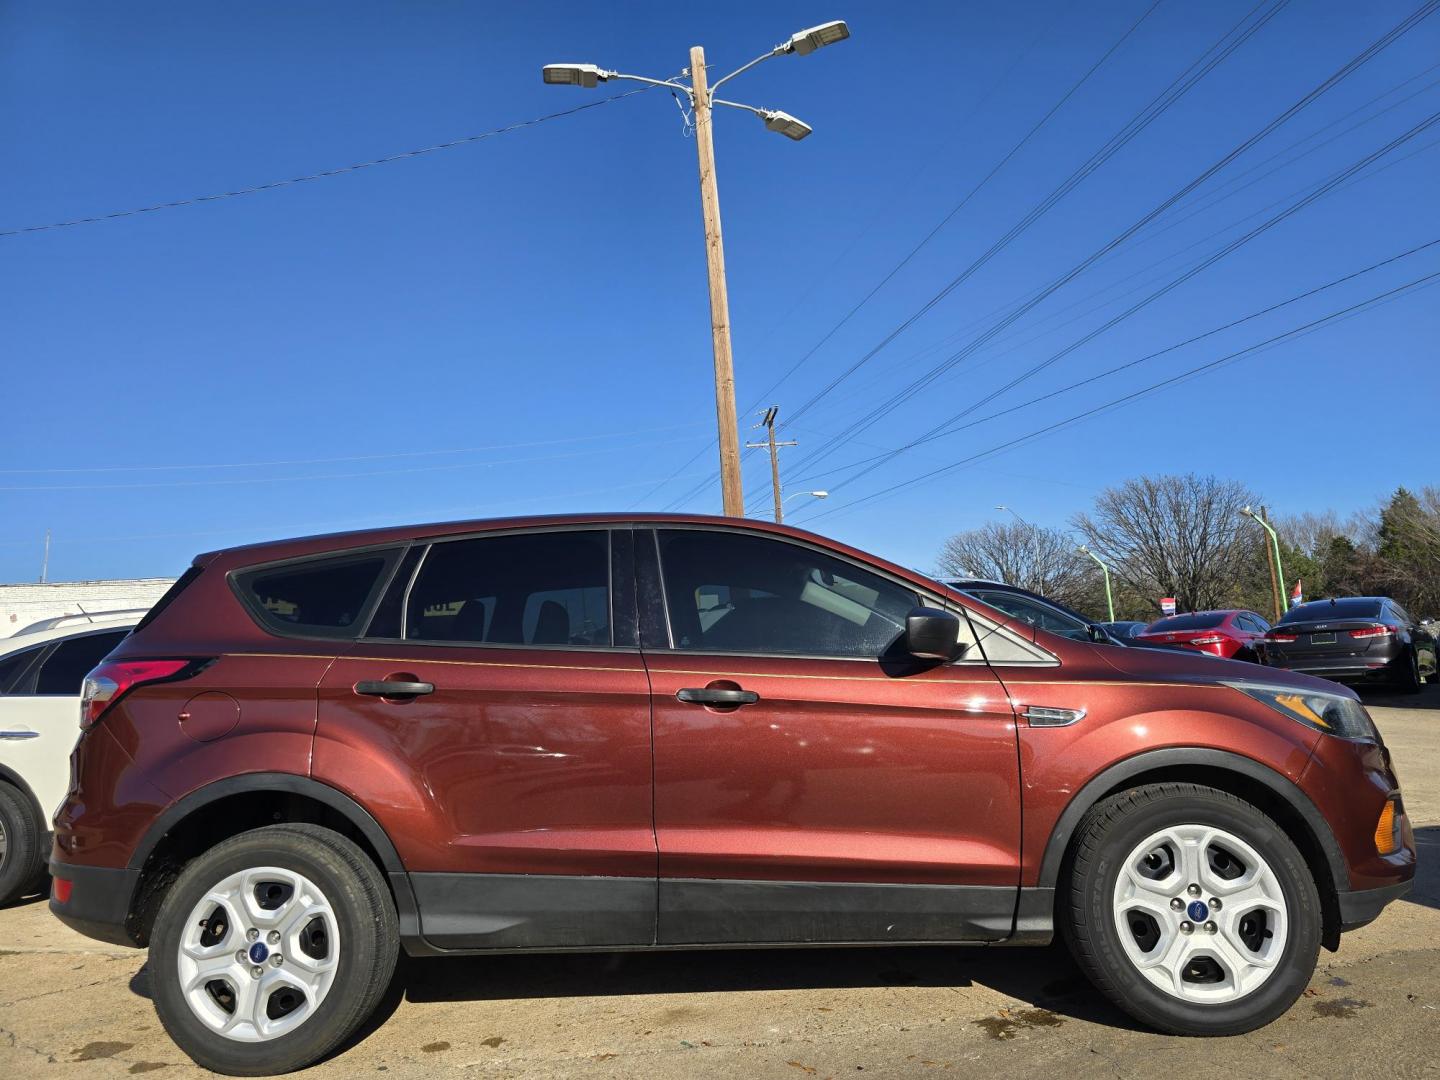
[80,658,203,729]
[1190,636,1226,645]
[1350,625,1396,639]
[1266,631,1298,642]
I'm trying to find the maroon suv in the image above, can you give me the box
[49,515,1414,1074]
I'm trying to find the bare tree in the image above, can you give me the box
[1072,474,1261,612]
[935,520,1093,605]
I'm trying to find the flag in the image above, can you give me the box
[1291,579,1303,607]
[1160,597,1177,616]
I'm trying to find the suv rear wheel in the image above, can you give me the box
[1063,782,1321,1035]
[149,824,398,1075]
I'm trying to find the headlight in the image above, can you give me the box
[1227,681,1377,740]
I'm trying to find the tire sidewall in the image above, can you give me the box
[1078,792,1321,1034]
[149,829,388,1075]
[0,784,44,906]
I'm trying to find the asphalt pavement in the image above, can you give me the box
[2,686,1436,1079]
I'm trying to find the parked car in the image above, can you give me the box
[949,582,1195,655]
[1135,610,1271,661]
[946,579,1119,643]
[1099,620,1150,641]
[1258,597,1438,693]
[50,515,1412,1073]
[0,612,137,904]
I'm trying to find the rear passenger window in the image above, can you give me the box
[35,631,129,695]
[235,551,397,637]
[0,645,45,695]
[405,531,611,647]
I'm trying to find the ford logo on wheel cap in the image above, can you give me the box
[249,942,269,964]
[1187,900,1209,921]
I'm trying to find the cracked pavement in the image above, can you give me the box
[1,689,1436,1078]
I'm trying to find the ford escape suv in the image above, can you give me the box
[49,514,1414,1075]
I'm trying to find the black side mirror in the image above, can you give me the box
[905,606,961,660]
[1087,624,1110,643]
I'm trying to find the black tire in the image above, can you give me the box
[1396,649,1423,695]
[0,782,47,906]
[1062,782,1321,1036]
[149,824,398,1075]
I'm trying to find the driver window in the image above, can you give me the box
[656,529,918,659]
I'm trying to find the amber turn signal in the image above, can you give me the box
[1374,800,1398,855]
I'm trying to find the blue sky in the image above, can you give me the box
[2,1,1437,584]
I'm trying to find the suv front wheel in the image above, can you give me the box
[1063,782,1322,1035]
[149,824,398,1075]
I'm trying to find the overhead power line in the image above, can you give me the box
[0,430,705,492]
[0,87,651,239]
[783,0,1440,483]
[654,0,1259,514]
[793,236,1440,485]
[796,106,1440,495]
[797,267,1440,525]
[0,422,703,475]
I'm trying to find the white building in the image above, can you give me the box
[0,578,175,638]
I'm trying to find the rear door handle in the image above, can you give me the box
[0,729,40,740]
[354,680,434,698]
[676,687,759,706]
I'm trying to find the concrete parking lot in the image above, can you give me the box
[3,688,1436,1079]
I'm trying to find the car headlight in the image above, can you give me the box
[1226,681,1377,740]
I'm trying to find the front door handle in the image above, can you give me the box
[354,679,434,699]
[0,729,40,740]
[676,687,759,706]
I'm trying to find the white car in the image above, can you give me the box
[0,612,139,904]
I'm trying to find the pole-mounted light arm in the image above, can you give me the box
[712,99,813,140]
[1078,545,1116,623]
[1240,507,1290,612]
[708,19,850,95]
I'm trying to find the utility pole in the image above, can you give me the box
[1260,506,1281,622]
[1241,505,1288,620]
[689,47,744,516]
[747,405,797,523]
[40,529,51,584]
[541,21,849,518]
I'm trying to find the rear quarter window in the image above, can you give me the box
[233,549,400,638]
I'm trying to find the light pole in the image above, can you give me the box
[543,21,850,518]
[784,490,828,518]
[1241,506,1289,615]
[1078,545,1115,623]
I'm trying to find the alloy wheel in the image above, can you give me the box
[175,865,340,1042]
[1112,824,1288,1003]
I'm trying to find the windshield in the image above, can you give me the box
[964,589,1092,641]
[1145,613,1226,632]
[1279,599,1382,623]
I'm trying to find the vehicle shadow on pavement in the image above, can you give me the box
[1408,825,1438,913]
[389,941,1142,1030]
[1360,681,1440,712]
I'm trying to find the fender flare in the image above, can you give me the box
[126,772,404,874]
[1034,747,1348,893]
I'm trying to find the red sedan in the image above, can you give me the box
[1135,609,1271,661]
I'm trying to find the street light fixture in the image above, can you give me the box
[787,20,852,55]
[541,64,604,88]
[1241,506,1290,615]
[1078,545,1115,624]
[786,490,829,503]
[542,21,849,517]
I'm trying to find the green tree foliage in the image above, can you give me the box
[937,479,1440,623]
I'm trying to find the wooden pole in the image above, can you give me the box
[1260,505,1282,622]
[689,46,745,517]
